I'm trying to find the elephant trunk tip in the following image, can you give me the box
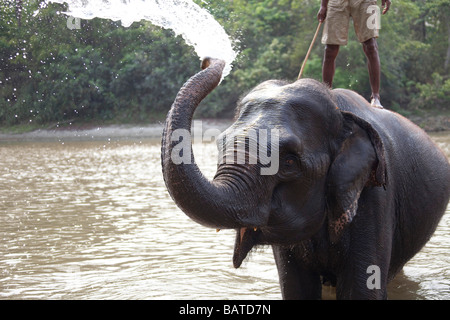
[201,57,213,70]
[201,57,226,70]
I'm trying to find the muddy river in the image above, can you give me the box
[0,126,448,299]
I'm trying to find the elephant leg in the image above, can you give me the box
[335,234,391,299]
[334,191,392,299]
[272,245,321,299]
[336,259,388,300]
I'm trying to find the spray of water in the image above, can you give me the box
[47,0,238,78]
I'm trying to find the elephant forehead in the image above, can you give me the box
[236,81,338,134]
[240,85,323,116]
[226,113,282,136]
[242,86,290,105]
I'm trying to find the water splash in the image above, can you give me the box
[47,0,237,78]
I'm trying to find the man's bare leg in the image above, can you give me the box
[362,38,383,108]
[322,44,340,88]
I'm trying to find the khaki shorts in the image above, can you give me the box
[322,0,380,45]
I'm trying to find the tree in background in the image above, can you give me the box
[0,0,197,125]
[0,0,448,127]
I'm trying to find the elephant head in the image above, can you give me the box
[161,58,386,268]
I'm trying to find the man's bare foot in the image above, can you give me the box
[370,98,383,109]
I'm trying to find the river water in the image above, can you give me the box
[0,127,448,300]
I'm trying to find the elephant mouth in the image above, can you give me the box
[233,227,262,268]
[232,188,281,268]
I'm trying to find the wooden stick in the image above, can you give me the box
[297,21,323,80]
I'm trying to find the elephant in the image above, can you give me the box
[161,58,450,299]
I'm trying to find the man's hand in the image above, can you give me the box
[382,0,391,15]
[317,5,327,23]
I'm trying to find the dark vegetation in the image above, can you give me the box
[1,0,449,130]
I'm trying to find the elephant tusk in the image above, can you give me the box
[240,227,246,243]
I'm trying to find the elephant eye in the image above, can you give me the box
[283,155,298,168]
[279,154,301,180]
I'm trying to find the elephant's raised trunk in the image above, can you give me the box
[161,58,268,229]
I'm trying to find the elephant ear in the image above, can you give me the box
[327,111,387,243]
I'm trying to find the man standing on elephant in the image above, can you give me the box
[318,0,391,108]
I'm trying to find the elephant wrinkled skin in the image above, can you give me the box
[161,58,450,299]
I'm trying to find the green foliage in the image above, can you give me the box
[1,0,449,126]
[414,73,450,110]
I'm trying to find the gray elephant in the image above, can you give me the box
[161,58,450,299]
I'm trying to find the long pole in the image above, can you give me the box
[297,21,323,80]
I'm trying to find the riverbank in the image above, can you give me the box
[408,114,450,132]
[0,114,448,142]
[0,119,232,142]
